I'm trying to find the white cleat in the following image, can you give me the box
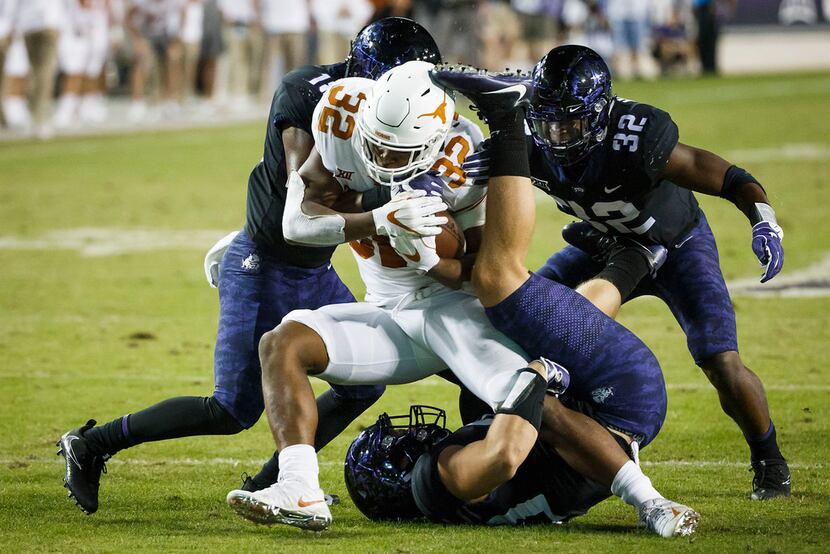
[639,498,700,538]
[226,478,332,531]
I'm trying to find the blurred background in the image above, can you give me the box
[0,0,828,141]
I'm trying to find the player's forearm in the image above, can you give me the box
[438,414,537,501]
[285,199,376,245]
[665,144,772,221]
[426,255,475,290]
[283,169,377,246]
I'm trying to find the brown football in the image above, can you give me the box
[436,211,465,259]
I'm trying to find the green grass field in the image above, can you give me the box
[1,72,829,552]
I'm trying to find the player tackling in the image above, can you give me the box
[226,61,699,537]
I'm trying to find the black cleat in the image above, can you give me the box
[57,419,109,514]
[429,64,530,124]
[240,473,261,493]
[751,459,791,500]
[562,221,668,277]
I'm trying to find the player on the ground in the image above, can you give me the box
[56,18,447,515]
[226,61,697,537]
[457,46,789,500]
[344,402,695,536]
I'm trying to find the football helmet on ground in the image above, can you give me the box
[344,405,450,521]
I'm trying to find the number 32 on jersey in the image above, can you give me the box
[317,85,366,140]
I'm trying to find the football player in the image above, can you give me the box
[344,403,697,537]
[457,46,789,500]
[56,18,447,515]
[226,61,696,536]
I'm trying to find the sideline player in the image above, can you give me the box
[344,403,697,537]
[226,61,695,536]
[461,46,789,499]
[56,18,446,515]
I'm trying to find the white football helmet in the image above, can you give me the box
[355,61,455,186]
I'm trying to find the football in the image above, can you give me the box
[435,211,465,259]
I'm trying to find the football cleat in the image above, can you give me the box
[562,221,668,277]
[538,357,570,397]
[56,419,110,514]
[639,498,700,538]
[750,459,791,500]
[227,477,332,531]
[239,472,342,505]
[429,64,530,124]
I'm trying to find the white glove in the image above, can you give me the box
[372,189,448,238]
[391,233,441,275]
[204,231,240,288]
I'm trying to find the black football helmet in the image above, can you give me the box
[344,405,450,521]
[527,45,613,166]
[345,17,442,80]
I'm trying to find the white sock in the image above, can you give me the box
[55,93,80,126]
[278,444,320,490]
[3,96,31,128]
[611,460,663,510]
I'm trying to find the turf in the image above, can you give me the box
[1,72,829,552]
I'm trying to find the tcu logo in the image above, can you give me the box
[335,168,354,181]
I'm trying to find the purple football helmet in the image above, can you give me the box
[344,405,450,521]
[527,45,613,166]
[345,17,442,80]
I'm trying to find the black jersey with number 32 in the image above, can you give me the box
[244,62,346,268]
[529,98,699,247]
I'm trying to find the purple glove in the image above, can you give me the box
[460,139,491,186]
[402,172,444,197]
[751,221,784,283]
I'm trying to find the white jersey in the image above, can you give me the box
[311,76,487,305]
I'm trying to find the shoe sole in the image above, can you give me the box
[673,509,700,537]
[751,489,791,501]
[56,438,95,515]
[226,492,331,532]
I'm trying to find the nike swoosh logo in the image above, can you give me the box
[63,435,82,468]
[674,235,694,249]
[403,251,421,262]
[671,507,681,517]
[386,210,416,234]
[567,105,583,113]
[482,83,527,101]
[603,185,622,194]
[298,497,324,508]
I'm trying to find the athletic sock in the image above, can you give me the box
[611,460,663,510]
[278,444,320,490]
[746,421,784,463]
[84,396,243,457]
[487,110,530,179]
[597,248,652,300]
[250,388,383,487]
[314,388,382,448]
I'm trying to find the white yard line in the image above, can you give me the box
[726,142,830,163]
